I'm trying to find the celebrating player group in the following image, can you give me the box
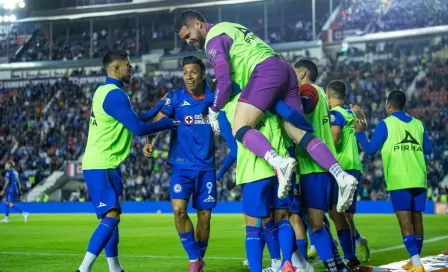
[74,9,432,272]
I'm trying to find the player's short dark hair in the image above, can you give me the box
[387,90,407,110]
[327,80,347,99]
[102,50,128,68]
[174,9,206,33]
[294,59,319,82]
[182,56,205,72]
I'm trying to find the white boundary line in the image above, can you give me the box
[0,235,446,260]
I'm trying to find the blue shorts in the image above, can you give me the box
[169,166,217,210]
[6,190,17,203]
[300,172,334,211]
[84,168,124,219]
[390,188,427,212]
[242,176,292,218]
[333,169,362,213]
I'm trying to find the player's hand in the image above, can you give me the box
[206,107,220,135]
[143,143,154,158]
[350,104,367,132]
[216,180,222,187]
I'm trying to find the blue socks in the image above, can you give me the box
[296,239,308,261]
[178,230,201,261]
[87,217,120,256]
[264,220,281,260]
[105,226,119,257]
[337,229,356,260]
[5,205,10,216]
[403,234,419,257]
[417,237,423,254]
[310,228,334,262]
[197,240,208,258]
[277,220,294,263]
[246,226,263,272]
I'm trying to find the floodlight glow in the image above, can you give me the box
[10,15,16,22]
[0,17,3,22]
[3,15,9,22]
[19,1,25,8]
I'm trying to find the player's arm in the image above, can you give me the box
[216,111,237,181]
[206,34,233,112]
[422,124,433,155]
[103,89,177,136]
[299,83,319,114]
[0,174,10,196]
[270,100,314,132]
[330,110,346,145]
[355,120,388,155]
[139,99,166,122]
[143,92,176,157]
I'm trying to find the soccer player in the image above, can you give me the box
[219,93,300,272]
[217,106,311,272]
[353,90,432,272]
[293,60,352,272]
[327,80,370,263]
[0,160,29,223]
[143,56,216,272]
[173,10,358,208]
[78,49,177,272]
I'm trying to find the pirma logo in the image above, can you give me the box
[394,130,422,152]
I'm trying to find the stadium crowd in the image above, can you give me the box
[336,0,448,33]
[2,46,447,203]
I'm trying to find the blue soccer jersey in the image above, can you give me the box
[162,83,215,171]
[5,169,19,194]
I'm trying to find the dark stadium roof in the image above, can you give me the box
[18,0,262,22]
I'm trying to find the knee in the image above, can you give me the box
[9,203,14,208]
[309,220,324,233]
[233,125,253,142]
[197,210,212,225]
[275,210,289,222]
[173,206,188,221]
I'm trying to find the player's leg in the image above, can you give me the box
[289,191,313,271]
[78,169,122,272]
[242,178,274,272]
[2,201,10,223]
[9,201,29,223]
[344,170,369,263]
[289,187,308,261]
[103,169,126,272]
[234,58,298,199]
[263,210,282,268]
[412,188,426,257]
[169,167,202,265]
[391,189,423,271]
[192,170,217,260]
[301,173,349,272]
[329,206,360,269]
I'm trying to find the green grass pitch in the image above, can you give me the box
[0,214,447,271]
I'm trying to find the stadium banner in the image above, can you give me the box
[0,200,436,214]
[65,161,83,178]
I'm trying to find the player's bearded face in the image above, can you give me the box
[116,58,133,84]
[179,26,205,49]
